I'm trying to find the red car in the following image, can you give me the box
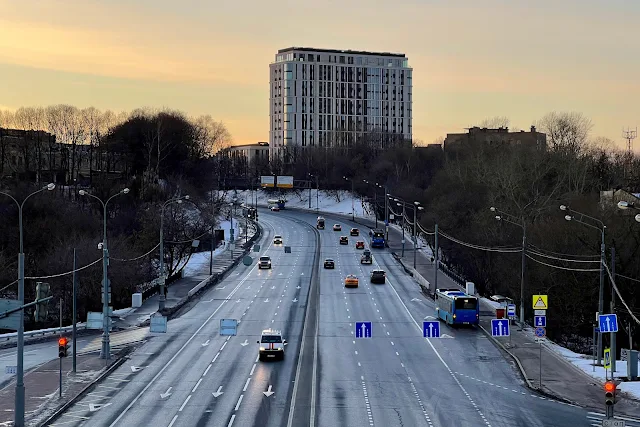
[355,241,365,249]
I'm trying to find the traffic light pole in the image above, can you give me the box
[0,297,53,319]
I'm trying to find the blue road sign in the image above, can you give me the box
[491,319,510,337]
[507,304,516,317]
[599,314,619,333]
[534,327,546,338]
[534,315,546,327]
[355,321,372,338]
[220,318,238,336]
[423,321,440,338]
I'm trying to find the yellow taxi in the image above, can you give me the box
[344,274,359,288]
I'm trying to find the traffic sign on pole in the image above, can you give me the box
[355,321,372,338]
[534,316,546,327]
[507,304,516,318]
[423,321,440,338]
[491,319,510,337]
[532,295,548,310]
[534,327,546,338]
[599,314,619,333]
[604,348,612,370]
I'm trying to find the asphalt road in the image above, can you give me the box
[46,212,317,427]
[46,208,640,427]
[282,210,640,427]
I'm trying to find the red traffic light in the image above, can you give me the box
[604,381,616,393]
[58,337,68,346]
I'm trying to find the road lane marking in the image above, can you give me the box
[168,415,178,427]
[192,379,202,392]
[235,394,244,411]
[178,395,191,412]
[228,414,236,427]
[243,378,251,391]
[250,364,256,375]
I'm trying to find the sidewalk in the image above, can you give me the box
[294,206,640,415]
[0,218,261,426]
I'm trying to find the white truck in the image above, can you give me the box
[257,328,286,360]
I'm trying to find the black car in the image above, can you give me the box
[324,258,335,269]
[350,228,360,236]
[339,236,348,245]
[370,269,386,284]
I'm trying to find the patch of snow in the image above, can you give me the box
[481,298,503,310]
[182,246,226,277]
[112,307,135,316]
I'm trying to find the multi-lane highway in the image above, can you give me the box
[47,209,640,427]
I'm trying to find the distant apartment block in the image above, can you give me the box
[269,47,412,157]
[444,126,547,152]
[222,142,269,164]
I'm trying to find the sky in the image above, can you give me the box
[0,0,639,149]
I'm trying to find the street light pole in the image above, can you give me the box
[491,207,527,329]
[401,202,406,257]
[413,202,423,268]
[561,205,606,365]
[159,196,189,311]
[344,177,355,222]
[1,183,55,427]
[79,188,129,360]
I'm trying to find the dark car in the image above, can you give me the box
[370,269,386,284]
[324,258,335,269]
[339,236,348,245]
[350,228,360,236]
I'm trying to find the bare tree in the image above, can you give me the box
[536,111,593,154]
[46,105,86,187]
[479,116,510,128]
[192,115,232,157]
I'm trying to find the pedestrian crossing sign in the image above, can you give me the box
[532,295,548,310]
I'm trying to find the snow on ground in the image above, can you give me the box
[541,337,640,398]
[218,219,240,242]
[182,245,227,277]
[221,189,375,219]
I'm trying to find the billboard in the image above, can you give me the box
[276,176,294,189]
[261,176,275,188]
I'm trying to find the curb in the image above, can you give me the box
[158,220,263,321]
[39,345,134,426]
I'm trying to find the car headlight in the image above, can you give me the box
[260,347,266,351]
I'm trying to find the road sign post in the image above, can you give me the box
[220,319,238,336]
[532,295,548,310]
[491,319,510,337]
[423,321,440,338]
[534,316,546,327]
[355,321,372,339]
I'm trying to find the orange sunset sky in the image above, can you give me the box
[1,0,639,149]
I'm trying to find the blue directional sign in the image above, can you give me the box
[534,315,546,327]
[599,314,619,333]
[220,319,238,336]
[507,304,516,318]
[355,321,372,338]
[534,327,546,338]
[491,319,510,337]
[423,321,440,338]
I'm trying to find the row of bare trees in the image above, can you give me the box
[0,105,232,187]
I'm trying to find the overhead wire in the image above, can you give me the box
[438,230,522,253]
[528,243,601,258]
[0,257,103,293]
[526,248,602,263]
[525,253,601,272]
[603,262,640,326]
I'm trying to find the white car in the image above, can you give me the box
[273,235,283,244]
[258,329,286,361]
[258,256,272,269]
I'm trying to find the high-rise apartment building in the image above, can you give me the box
[269,47,412,157]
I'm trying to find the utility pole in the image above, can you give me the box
[520,222,526,330]
[72,249,77,373]
[434,223,439,292]
[611,246,616,373]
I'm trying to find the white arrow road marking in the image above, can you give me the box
[292,298,298,302]
[240,339,249,346]
[263,385,275,397]
[217,286,226,290]
[271,285,276,289]
[441,334,454,338]
[296,286,301,289]
[236,299,241,303]
[202,340,210,347]
[212,386,224,398]
[301,273,304,275]
[411,298,420,302]
[130,366,144,372]
[424,316,436,320]
[160,387,172,399]
[264,298,269,302]
[89,403,112,412]
[279,273,283,276]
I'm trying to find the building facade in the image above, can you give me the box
[223,142,269,164]
[444,126,547,152]
[269,47,412,157]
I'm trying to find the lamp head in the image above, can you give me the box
[560,205,568,211]
[122,188,130,195]
[490,206,496,212]
[564,215,572,221]
[46,183,55,191]
[78,190,87,196]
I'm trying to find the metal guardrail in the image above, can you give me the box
[0,324,87,342]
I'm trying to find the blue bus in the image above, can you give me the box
[435,288,479,326]
[369,229,385,248]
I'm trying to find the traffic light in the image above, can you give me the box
[58,337,69,358]
[34,282,51,323]
[604,380,616,406]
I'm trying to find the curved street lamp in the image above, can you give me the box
[0,182,55,426]
[78,188,129,360]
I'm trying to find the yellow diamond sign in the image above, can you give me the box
[532,295,548,310]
